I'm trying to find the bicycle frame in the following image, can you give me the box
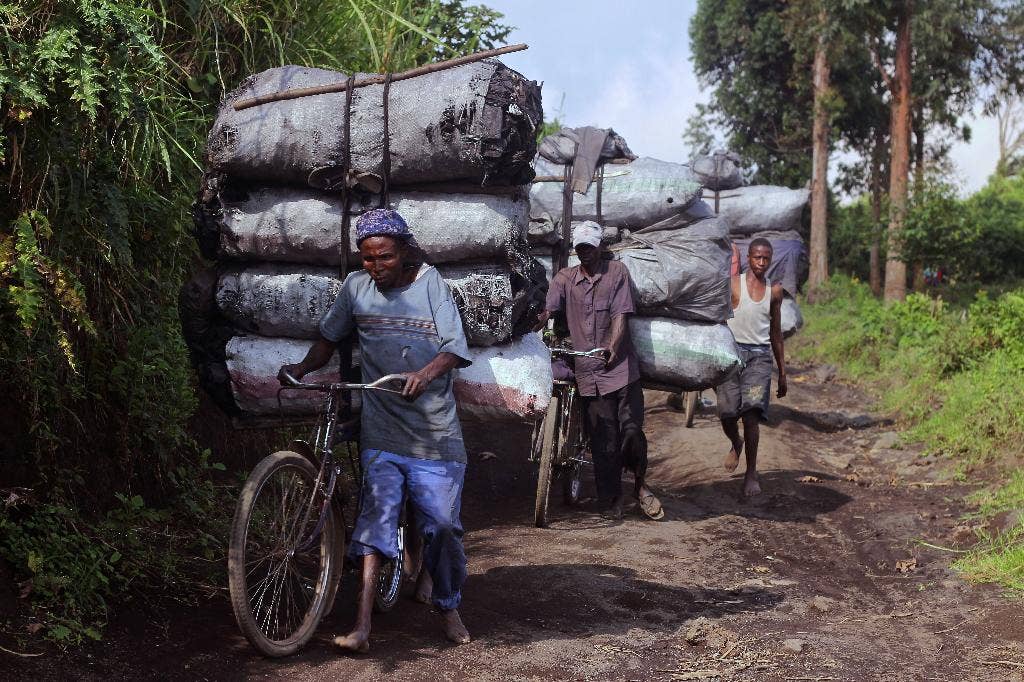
[275,373,407,556]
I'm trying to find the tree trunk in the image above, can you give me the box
[807,22,831,300]
[912,262,926,292]
[869,125,885,297]
[912,113,926,187]
[883,2,913,303]
[910,115,926,292]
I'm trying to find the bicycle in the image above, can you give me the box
[666,390,701,428]
[227,371,410,658]
[530,347,606,528]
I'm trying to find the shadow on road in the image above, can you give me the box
[306,562,784,676]
[658,469,854,523]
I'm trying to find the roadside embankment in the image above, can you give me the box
[790,275,1024,590]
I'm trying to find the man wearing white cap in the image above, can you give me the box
[535,221,663,520]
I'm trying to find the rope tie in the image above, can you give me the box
[339,74,356,281]
[379,72,393,208]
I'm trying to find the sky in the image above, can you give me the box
[486,0,1001,195]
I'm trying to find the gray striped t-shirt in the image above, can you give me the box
[319,265,472,462]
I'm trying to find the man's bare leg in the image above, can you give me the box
[440,608,471,644]
[740,411,762,497]
[333,553,381,653]
[720,416,744,472]
[414,565,433,604]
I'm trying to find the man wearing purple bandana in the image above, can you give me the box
[280,208,474,651]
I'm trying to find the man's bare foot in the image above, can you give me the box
[742,473,762,497]
[413,568,433,604]
[724,439,743,472]
[333,630,370,654]
[440,608,471,644]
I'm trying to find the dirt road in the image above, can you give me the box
[8,362,1023,681]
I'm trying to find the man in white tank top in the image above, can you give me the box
[716,238,788,497]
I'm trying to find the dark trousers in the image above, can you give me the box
[581,381,647,505]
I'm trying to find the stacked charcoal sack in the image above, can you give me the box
[694,151,809,337]
[182,60,555,423]
[527,131,744,391]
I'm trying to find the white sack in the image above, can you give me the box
[714,185,809,234]
[223,333,552,421]
[631,317,741,391]
[200,186,529,266]
[530,157,704,230]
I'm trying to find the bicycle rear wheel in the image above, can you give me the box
[228,451,343,657]
[373,522,406,613]
[560,393,584,506]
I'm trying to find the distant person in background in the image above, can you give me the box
[536,221,664,521]
[717,238,787,497]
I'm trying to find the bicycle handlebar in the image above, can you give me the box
[279,371,408,394]
[550,347,607,359]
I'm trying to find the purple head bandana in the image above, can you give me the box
[355,208,413,245]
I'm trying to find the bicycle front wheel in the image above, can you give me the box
[228,451,342,657]
[534,394,561,528]
[684,391,699,428]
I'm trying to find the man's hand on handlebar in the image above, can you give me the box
[533,309,551,332]
[278,363,305,386]
[400,369,431,401]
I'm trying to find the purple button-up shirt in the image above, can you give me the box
[545,259,640,396]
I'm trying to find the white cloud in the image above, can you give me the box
[571,45,708,164]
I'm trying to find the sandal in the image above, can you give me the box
[637,491,665,521]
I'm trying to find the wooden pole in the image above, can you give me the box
[233,43,529,111]
[560,163,574,271]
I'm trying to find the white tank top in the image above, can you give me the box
[727,274,771,345]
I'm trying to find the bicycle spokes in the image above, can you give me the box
[245,464,328,643]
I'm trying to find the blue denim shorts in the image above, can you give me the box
[715,344,773,418]
[349,449,465,560]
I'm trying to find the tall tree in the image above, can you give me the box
[688,1,814,186]
[995,93,1024,177]
[808,7,832,294]
[873,1,913,302]
[857,0,1024,300]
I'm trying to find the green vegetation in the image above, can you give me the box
[791,275,1024,590]
[831,174,1024,287]
[0,0,512,644]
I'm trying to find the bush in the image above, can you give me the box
[0,451,230,644]
[962,175,1024,282]
[795,276,1024,466]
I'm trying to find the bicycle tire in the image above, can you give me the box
[534,394,561,528]
[529,412,546,463]
[228,451,343,658]
[373,523,406,613]
[684,391,699,428]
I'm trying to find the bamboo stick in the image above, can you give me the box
[232,43,529,111]
[532,169,631,183]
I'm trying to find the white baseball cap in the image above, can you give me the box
[572,221,602,249]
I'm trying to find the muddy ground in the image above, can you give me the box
[5,362,1023,681]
